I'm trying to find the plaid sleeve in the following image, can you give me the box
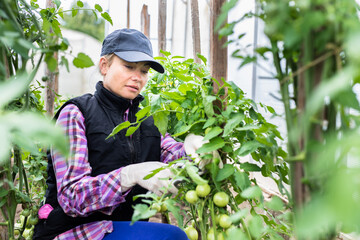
[52,104,126,217]
[160,133,186,163]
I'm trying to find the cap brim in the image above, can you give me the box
[114,51,165,73]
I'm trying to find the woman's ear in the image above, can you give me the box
[99,57,108,75]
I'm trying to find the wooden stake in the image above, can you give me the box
[191,0,201,63]
[210,0,227,112]
[158,0,166,56]
[45,0,58,116]
[141,5,150,38]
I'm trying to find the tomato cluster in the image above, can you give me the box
[183,181,233,240]
[15,204,39,239]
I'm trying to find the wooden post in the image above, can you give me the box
[210,0,227,88]
[127,0,130,28]
[45,0,58,116]
[141,5,150,38]
[191,0,201,63]
[210,0,227,112]
[158,0,166,56]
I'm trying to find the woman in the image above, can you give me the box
[33,29,199,240]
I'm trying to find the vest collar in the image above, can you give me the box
[94,81,144,111]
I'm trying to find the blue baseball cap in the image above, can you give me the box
[101,28,165,73]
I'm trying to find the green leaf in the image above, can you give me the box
[164,199,183,227]
[2,112,69,156]
[101,12,113,25]
[51,19,62,37]
[197,53,207,65]
[333,88,360,110]
[107,121,131,139]
[216,164,235,182]
[136,106,151,120]
[266,105,276,114]
[248,215,264,238]
[126,125,139,136]
[215,0,238,31]
[161,91,186,103]
[185,164,208,185]
[131,204,157,224]
[223,112,245,136]
[0,198,7,208]
[196,137,225,154]
[60,56,70,72]
[95,4,103,12]
[226,228,248,240]
[77,1,84,8]
[58,7,64,18]
[233,170,251,191]
[46,56,57,72]
[203,95,216,117]
[228,81,241,101]
[229,208,249,224]
[173,124,191,137]
[0,73,31,108]
[240,162,261,172]
[73,53,94,68]
[0,188,8,198]
[0,124,11,165]
[54,0,61,8]
[265,196,284,211]
[236,141,262,156]
[143,166,166,180]
[204,127,223,141]
[72,8,78,17]
[153,111,169,136]
[203,118,217,128]
[241,185,262,199]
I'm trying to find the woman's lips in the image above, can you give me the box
[127,85,139,91]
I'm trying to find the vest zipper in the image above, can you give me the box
[127,106,136,163]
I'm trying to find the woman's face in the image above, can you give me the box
[100,55,150,99]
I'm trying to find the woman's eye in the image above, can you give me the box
[125,65,133,69]
[142,70,149,74]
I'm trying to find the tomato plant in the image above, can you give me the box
[127,52,291,239]
[0,0,111,238]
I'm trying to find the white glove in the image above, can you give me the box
[184,134,223,170]
[120,162,177,196]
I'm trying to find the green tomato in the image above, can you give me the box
[161,203,168,212]
[215,215,221,225]
[213,192,229,207]
[14,229,20,236]
[185,226,198,240]
[219,214,232,228]
[195,184,211,197]
[207,229,225,240]
[151,203,161,212]
[185,190,198,204]
[28,216,39,225]
[21,209,31,217]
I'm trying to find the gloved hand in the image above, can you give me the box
[184,134,223,170]
[120,162,177,196]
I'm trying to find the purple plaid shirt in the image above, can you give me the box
[49,104,185,239]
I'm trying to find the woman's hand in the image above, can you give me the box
[120,162,177,196]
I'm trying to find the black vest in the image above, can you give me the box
[33,82,161,240]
